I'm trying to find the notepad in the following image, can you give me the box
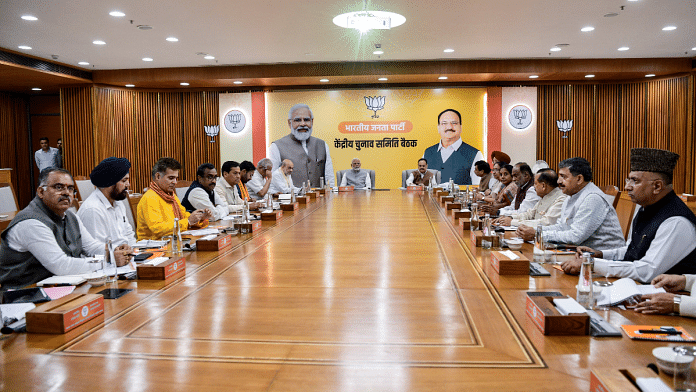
[143,257,170,266]
[597,278,665,306]
[622,325,695,342]
[36,275,87,286]
[500,250,519,260]
[553,297,587,315]
[181,228,220,236]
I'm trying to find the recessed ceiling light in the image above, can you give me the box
[645,74,656,77]
[550,47,562,52]
[166,37,178,42]
[233,81,243,84]
[333,11,406,33]
[692,47,696,51]
[93,40,106,45]
[78,61,89,65]
[18,45,32,50]
[137,25,153,30]
[319,79,329,83]
[142,57,153,61]
[125,84,135,87]
[604,13,618,17]
[204,55,215,60]
[581,26,594,32]
[109,11,125,17]
[585,74,595,78]
[373,50,384,55]
[32,88,41,91]
[662,26,677,31]
[618,46,629,51]
[21,15,38,21]
[378,77,388,81]
[180,82,189,86]
[443,48,454,53]
[438,76,448,80]
[529,75,539,79]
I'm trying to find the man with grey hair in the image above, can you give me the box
[340,158,372,189]
[247,158,274,199]
[269,104,335,188]
[269,159,301,194]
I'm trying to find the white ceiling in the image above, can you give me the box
[1,0,694,71]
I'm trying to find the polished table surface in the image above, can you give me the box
[2,190,692,391]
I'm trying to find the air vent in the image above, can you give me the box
[0,49,92,80]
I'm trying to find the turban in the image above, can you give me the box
[630,148,679,175]
[90,157,131,188]
[491,151,511,165]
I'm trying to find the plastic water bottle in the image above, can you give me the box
[242,198,249,223]
[172,218,183,256]
[577,252,594,309]
[470,203,479,230]
[535,224,544,251]
[291,187,296,203]
[482,213,492,248]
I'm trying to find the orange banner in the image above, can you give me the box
[338,120,413,134]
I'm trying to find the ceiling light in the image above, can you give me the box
[125,84,135,87]
[550,47,562,52]
[21,15,38,21]
[137,25,153,30]
[319,79,329,82]
[443,48,454,53]
[93,40,106,45]
[581,26,594,32]
[142,57,153,61]
[32,88,41,91]
[78,61,89,65]
[109,11,125,17]
[438,76,448,80]
[645,74,656,77]
[180,82,189,86]
[373,50,384,55]
[166,37,178,42]
[204,55,215,60]
[529,75,539,79]
[618,47,629,51]
[333,11,406,34]
[692,47,696,51]
[585,74,595,78]
[604,13,618,17]
[662,26,677,31]
[378,77,388,81]
[18,45,32,50]
[233,81,243,84]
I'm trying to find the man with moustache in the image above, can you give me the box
[406,158,434,187]
[496,163,539,216]
[340,158,372,189]
[0,167,130,289]
[422,109,484,185]
[269,159,301,194]
[269,104,335,188]
[77,157,137,247]
[214,161,263,212]
[181,163,229,221]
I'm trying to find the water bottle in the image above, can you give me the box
[242,198,249,223]
[449,178,454,193]
[320,177,325,189]
[470,203,479,230]
[266,193,273,209]
[577,252,594,309]
[482,213,492,248]
[291,187,296,203]
[172,218,183,256]
[104,238,117,283]
[535,224,544,251]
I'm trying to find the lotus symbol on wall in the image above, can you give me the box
[556,120,573,139]
[365,96,386,118]
[204,125,220,143]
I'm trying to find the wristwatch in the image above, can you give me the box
[673,295,682,314]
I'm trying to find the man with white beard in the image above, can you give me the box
[269,104,335,188]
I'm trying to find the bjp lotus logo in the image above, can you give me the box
[556,120,573,139]
[204,125,220,143]
[365,96,386,118]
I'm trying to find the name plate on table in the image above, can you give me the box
[445,202,462,210]
[280,202,299,211]
[316,188,326,195]
[461,220,481,231]
[26,293,104,334]
[406,185,424,191]
[525,293,589,336]
[680,193,696,202]
[338,186,354,192]
[590,368,664,392]
[440,195,454,204]
[435,190,449,197]
[305,191,318,199]
[431,187,443,194]
[490,250,529,275]
[137,256,186,280]
[261,210,283,221]
[452,209,471,219]
[234,220,262,233]
[296,196,310,204]
[196,234,233,251]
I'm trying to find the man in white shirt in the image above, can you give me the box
[181,163,230,221]
[34,137,60,172]
[77,157,137,247]
[496,163,540,216]
[247,158,274,200]
[562,148,696,283]
[340,158,372,189]
[214,161,262,212]
[269,159,300,194]
[0,168,130,289]
[493,168,566,227]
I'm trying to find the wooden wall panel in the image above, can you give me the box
[60,87,95,178]
[0,93,32,208]
[134,91,161,193]
[538,75,695,195]
[203,92,220,172]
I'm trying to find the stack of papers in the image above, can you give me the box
[499,250,519,260]
[143,257,170,266]
[597,278,665,306]
[134,239,167,248]
[1,303,35,324]
[181,228,220,236]
[552,297,587,315]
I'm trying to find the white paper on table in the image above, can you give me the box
[199,234,218,241]
[500,250,520,260]
[134,239,168,248]
[597,278,666,306]
[181,228,220,236]
[635,377,672,392]
[552,298,587,315]
[278,194,291,200]
[0,303,36,323]
[36,275,87,286]
[143,257,170,266]
[501,226,518,231]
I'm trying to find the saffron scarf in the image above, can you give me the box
[238,181,250,200]
[149,181,183,219]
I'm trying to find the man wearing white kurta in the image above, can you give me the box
[269,159,300,194]
[494,168,566,228]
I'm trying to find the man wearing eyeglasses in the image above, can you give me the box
[269,104,335,188]
[0,167,128,289]
[422,109,484,186]
[181,163,228,221]
[561,149,696,283]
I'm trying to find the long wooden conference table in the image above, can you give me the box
[3,190,693,391]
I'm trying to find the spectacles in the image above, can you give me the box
[292,117,313,123]
[203,175,217,181]
[624,178,658,186]
[44,183,76,194]
[438,121,460,127]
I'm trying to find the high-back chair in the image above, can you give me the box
[614,193,637,240]
[74,176,96,202]
[600,185,621,209]
[401,169,441,188]
[336,170,376,188]
[175,180,192,201]
[0,182,18,213]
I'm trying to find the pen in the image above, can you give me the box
[637,329,682,335]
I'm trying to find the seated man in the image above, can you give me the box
[0,168,129,289]
[137,158,211,240]
[181,163,229,221]
[517,157,625,249]
[269,159,301,194]
[340,158,372,189]
[247,158,273,200]
[77,157,136,247]
[633,274,696,317]
[473,161,493,192]
[493,168,566,228]
[214,161,262,211]
[406,158,434,187]
[562,148,696,283]
[482,163,539,215]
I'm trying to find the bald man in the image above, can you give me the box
[269,159,301,194]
